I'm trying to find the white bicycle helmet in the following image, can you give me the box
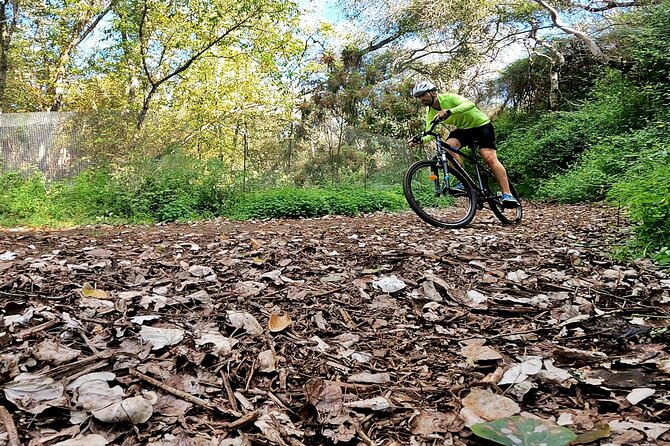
[412,81,437,97]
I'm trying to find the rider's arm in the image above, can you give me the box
[421,107,439,142]
[441,93,475,115]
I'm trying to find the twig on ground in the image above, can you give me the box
[221,410,260,430]
[0,406,20,446]
[220,369,240,413]
[129,369,215,411]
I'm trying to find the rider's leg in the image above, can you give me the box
[446,138,462,166]
[479,148,511,195]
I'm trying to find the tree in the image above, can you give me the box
[0,0,19,109]
[117,0,299,129]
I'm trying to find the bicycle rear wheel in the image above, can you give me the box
[486,176,523,225]
[403,159,477,228]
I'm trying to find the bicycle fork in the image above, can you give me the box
[429,154,451,196]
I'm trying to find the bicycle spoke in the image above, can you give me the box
[403,160,476,228]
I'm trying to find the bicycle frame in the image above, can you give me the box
[426,129,491,203]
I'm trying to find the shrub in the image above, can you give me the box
[537,128,666,203]
[229,187,406,220]
[497,71,651,194]
[608,155,670,265]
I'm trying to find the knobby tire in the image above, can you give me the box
[403,159,477,229]
[487,178,523,225]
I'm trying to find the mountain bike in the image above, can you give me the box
[403,118,523,229]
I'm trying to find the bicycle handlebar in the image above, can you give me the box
[410,117,441,143]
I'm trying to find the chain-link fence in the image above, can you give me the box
[0,112,90,179]
[0,111,414,185]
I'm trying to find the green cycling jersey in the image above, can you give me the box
[422,92,490,143]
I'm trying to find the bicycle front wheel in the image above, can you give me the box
[486,177,523,225]
[403,159,477,228]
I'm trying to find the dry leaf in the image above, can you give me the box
[268,313,292,332]
[81,282,109,299]
[254,408,303,443]
[52,435,109,446]
[499,357,543,385]
[91,395,154,424]
[32,340,81,365]
[258,349,277,372]
[411,410,459,435]
[4,373,65,414]
[227,311,264,335]
[609,420,670,440]
[195,329,238,356]
[461,388,520,426]
[67,372,116,391]
[626,387,655,405]
[140,326,185,350]
[460,343,502,363]
[348,372,391,384]
[74,380,124,411]
[372,275,406,293]
[343,396,392,411]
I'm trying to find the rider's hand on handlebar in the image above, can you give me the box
[435,109,452,122]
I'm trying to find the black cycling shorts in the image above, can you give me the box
[448,122,496,150]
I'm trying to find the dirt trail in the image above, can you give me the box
[1,204,668,445]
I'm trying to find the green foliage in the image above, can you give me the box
[0,157,406,226]
[614,1,670,106]
[536,128,666,203]
[0,172,49,225]
[0,154,236,226]
[471,417,576,446]
[497,71,651,193]
[229,187,406,220]
[608,157,670,265]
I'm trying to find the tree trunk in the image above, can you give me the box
[48,1,116,111]
[549,66,560,110]
[0,0,19,110]
[286,121,293,173]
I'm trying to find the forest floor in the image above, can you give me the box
[0,203,669,446]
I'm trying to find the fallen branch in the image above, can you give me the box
[221,409,260,430]
[14,320,61,339]
[129,369,216,411]
[0,406,20,446]
[220,369,240,413]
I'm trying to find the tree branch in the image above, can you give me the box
[534,0,605,59]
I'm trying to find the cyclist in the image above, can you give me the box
[408,81,519,207]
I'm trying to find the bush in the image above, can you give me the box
[608,156,670,265]
[0,172,49,226]
[229,187,406,220]
[497,71,651,194]
[0,154,239,226]
[537,128,666,202]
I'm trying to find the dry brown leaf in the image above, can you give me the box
[4,373,66,415]
[32,340,81,365]
[258,349,277,372]
[81,282,109,299]
[459,341,502,363]
[268,313,292,332]
[460,388,520,425]
[91,395,154,424]
[52,435,109,446]
[348,372,391,384]
[227,310,264,335]
[410,410,460,436]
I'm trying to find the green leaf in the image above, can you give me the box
[471,416,577,446]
